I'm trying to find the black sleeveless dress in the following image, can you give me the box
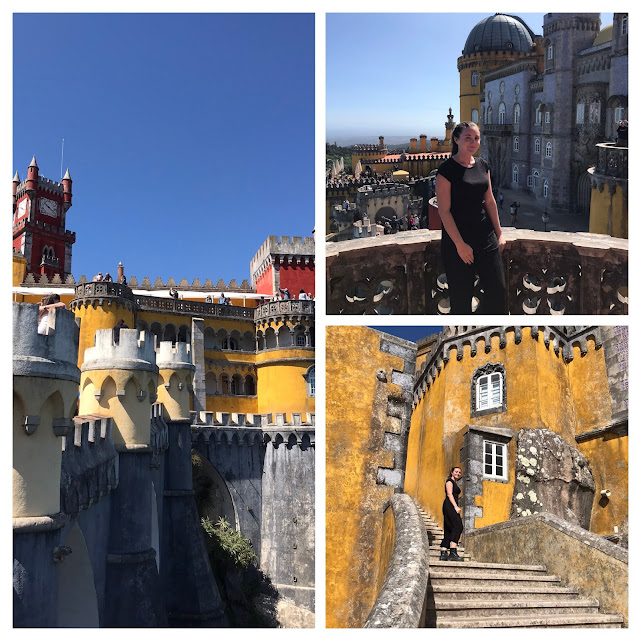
[441,477,463,548]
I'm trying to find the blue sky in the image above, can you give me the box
[13,13,314,285]
[327,12,614,140]
[370,326,443,343]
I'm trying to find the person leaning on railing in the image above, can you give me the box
[435,121,507,314]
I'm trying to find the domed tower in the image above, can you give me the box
[13,302,80,626]
[458,14,541,126]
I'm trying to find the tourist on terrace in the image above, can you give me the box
[299,289,307,300]
[205,294,213,303]
[169,287,179,300]
[435,121,507,313]
[37,293,66,335]
[439,466,464,562]
[103,273,113,282]
[92,272,103,282]
[113,319,128,345]
[219,293,227,304]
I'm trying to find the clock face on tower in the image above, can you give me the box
[39,197,59,218]
[16,198,29,220]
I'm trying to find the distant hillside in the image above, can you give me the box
[326,143,352,173]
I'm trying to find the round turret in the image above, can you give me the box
[79,328,158,446]
[62,168,72,208]
[463,14,535,55]
[156,341,195,421]
[25,155,39,192]
[13,302,80,518]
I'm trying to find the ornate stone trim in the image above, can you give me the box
[470,362,507,418]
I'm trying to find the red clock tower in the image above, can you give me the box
[12,156,76,281]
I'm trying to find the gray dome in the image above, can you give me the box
[463,14,536,55]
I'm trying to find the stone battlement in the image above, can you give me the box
[13,302,80,383]
[250,235,315,277]
[81,329,157,373]
[191,410,315,428]
[156,341,194,370]
[414,326,605,406]
[60,414,118,516]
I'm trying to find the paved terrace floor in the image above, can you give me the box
[495,187,590,233]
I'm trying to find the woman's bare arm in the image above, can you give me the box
[436,174,474,264]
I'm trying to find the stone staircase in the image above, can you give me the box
[418,508,623,628]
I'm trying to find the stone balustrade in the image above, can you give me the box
[254,300,315,321]
[134,294,254,319]
[326,229,628,315]
[595,143,627,180]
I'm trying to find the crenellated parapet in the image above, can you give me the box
[156,341,195,421]
[79,329,158,447]
[254,300,315,325]
[70,281,136,313]
[60,414,118,517]
[191,423,314,450]
[414,326,604,405]
[191,411,315,428]
[250,235,315,289]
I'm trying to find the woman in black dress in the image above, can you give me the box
[440,466,464,561]
[435,122,507,314]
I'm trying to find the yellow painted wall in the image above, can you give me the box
[256,348,314,420]
[326,326,405,628]
[13,376,78,517]
[13,254,27,286]
[405,329,623,532]
[589,183,628,239]
[74,303,135,369]
[157,369,193,421]
[206,395,258,415]
[79,368,157,446]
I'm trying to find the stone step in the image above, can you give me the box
[430,572,562,588]
[435,613,624,628]
[429,552,472,561]
[429,598,601,619]
[430,560,547,573]
[429,584,581,600]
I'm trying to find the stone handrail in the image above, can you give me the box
[595,143,627,179]
[73,281,135,302]
[326,229,628,315]
[134,294,254,319]
[254,300,315,321]
[364,494,430,628]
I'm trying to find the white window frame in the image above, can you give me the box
[499,102,506,125]
[304,365,315,397]
[535,138,541,154]
[527,175,533,188]
[513,136,519,151]
[545,111,551,124]
[589,101,601,124]
[471,108,479,124]
[547,44,554,60]
[545,142,552,158]
[483,440,508,481]
[535,105,542,124]
[544,179,549,198]
[512,165,519,183]
[514,103,520,124]
[533,170,540,189]
[614,106,625,122]
[622,16,627,36]
[476,372,503,411]
[471,70,479,87]
[576,103,585,124]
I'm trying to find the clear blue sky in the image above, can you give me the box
[370,326,443,343]
[327,12,614,140]
[13,13,314,285]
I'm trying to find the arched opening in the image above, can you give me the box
[204,326,216,350]
[191,451,237,530]
[374,205,396,224]
[177,324,189,343]
[244,375,256,396]
[277,326,292,347]
[57,522,99,627]
[218,329,229,350]
[164,324,177,346]
[577,171,592,215]
[256,330,265,351]
[265,327,277,350]
[150,322,163,349]
[205,371,217,396]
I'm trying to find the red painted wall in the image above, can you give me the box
[256,266,274,295]
[278,264,315,297]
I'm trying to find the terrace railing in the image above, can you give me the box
[326,229,627,315]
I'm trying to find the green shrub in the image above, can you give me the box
[201,516,257,570]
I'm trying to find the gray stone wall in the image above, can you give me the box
[601,325,628,419]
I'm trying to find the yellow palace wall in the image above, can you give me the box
[589,183,628,239]
[404,328,623,534]
[326,326,402,629]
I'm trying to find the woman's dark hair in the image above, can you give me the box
[451,122,479,156]
[446,466,462,481]
[41,294,54,306]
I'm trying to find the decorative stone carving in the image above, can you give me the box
[510,428,596,529]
